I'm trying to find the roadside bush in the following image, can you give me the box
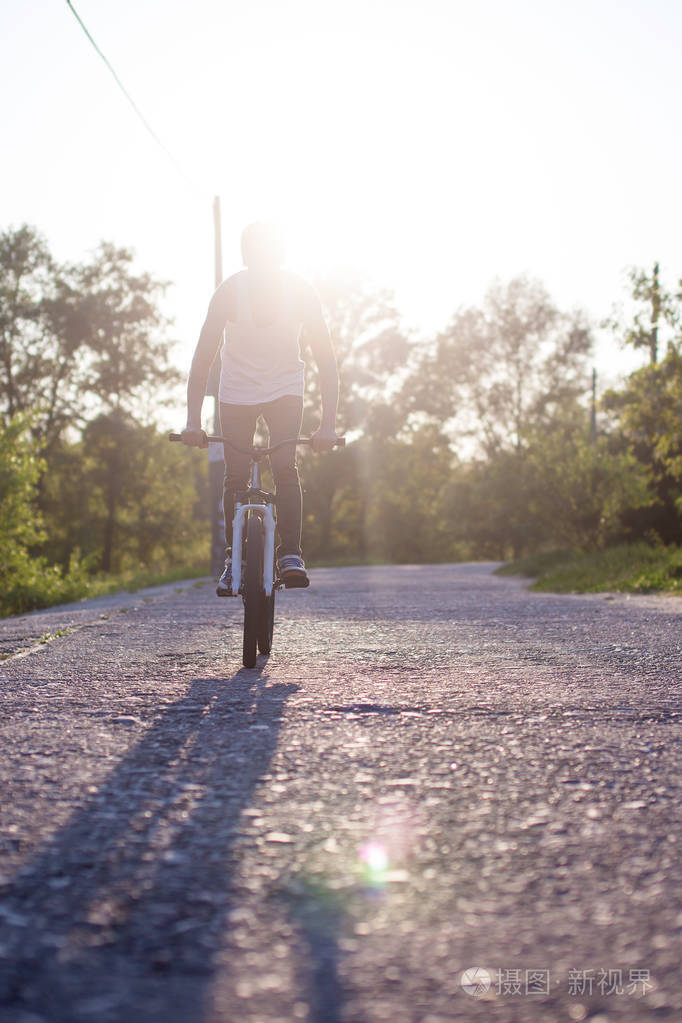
[498,541,682,594]
[0,416,92,617]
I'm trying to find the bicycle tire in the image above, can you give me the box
[258,565,275,655]
[242,515,263,668]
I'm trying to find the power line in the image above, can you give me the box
[64,0,208,197]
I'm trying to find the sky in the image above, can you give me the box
[2,0,682,397]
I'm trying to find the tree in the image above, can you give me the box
[0,414,46,576]
[305,270,412,436]
[603,351,682,543]
[300,424,456,564]
[0,226,71,447]
[603,262,682,366]
[42,413,208,574]
[67,241,180,415]
[0,415,90,617]
[408,276,593,455]
[437,409,649,559]
[0,225,180,454]
[360,425,456,562]
[439,450,536,560]
[298,272,414,562]
[300,444,357,561]
[523,415,650,550]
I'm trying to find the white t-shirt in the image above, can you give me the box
[218,271,305,405]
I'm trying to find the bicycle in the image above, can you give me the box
[169,433,345,667]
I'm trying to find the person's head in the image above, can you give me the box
[240,222,285,271]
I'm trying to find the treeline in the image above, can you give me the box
[1,226,208,615]
[298,265,682,562]
[2,225,681,615]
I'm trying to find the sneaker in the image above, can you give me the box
[277,554,310,588]
[216,558,233,597]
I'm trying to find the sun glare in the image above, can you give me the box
[203,30,463,288]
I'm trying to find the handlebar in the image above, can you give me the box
[169,433,346,458]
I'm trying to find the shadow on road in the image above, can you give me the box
[0,665,297,1021]
[282,877,346,1023]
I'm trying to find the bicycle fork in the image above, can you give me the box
[230,502,277,597]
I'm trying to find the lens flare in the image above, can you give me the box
[359,840,389,877]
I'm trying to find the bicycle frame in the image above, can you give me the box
[169,430,345,598]
[170,430,345,666]
[230,456,277,598]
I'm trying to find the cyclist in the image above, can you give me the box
[180,222,340,593]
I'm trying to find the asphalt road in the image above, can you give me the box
[0,563,680,1023]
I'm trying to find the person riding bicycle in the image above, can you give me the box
[180,222,340,593]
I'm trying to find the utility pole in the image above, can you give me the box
[650,261,660,365]
[207,196,225,577]
[590,367,598,442]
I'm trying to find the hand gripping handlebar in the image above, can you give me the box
[168,433,345,458]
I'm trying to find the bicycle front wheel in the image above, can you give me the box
[242,515,264,668]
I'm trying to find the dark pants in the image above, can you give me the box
[220,395,304,557]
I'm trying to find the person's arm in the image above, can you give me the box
[302,286,340,451]
[181,278,236,446]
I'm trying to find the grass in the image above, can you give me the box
[9,543,682,618]
[497,542,682,595]
[1,560,211,619]
[2,552,387,619]
[39,627,73,643]
[76,561,211,599]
